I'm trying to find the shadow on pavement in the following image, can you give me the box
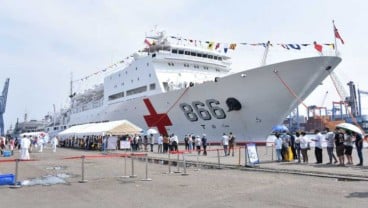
[346,192,368,198]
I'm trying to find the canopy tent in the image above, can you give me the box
[58,123,95,137]
[58,120,142,138]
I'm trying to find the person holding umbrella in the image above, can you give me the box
[334,128,345,166]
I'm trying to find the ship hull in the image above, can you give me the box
[69,56,341,141]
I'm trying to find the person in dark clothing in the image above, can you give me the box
[289,132,296,160]
[294,132,301,163]
[184,135,189,150]
[334,128,345,166]
[354,132,363,166]
[201,134,207,156]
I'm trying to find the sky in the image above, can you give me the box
[1,0,368,132]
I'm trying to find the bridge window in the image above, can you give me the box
[197,53,202,57]
[108,92,124,101]
[185,51,190,55]
[202,54,208,58]
[190,52,196,56]
[126,86,147,96]
[149,83,156,90]
[162,82,169,92]
[208,55,213,59]
[214,56,218,60]
[172,49,178,54]
[178,50,184,54]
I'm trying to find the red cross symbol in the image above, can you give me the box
[143,98,172,136]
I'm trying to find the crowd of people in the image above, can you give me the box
[274,127,364,166]
[58,132,237,157]
[0,134,59,160]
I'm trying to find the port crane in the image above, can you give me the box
[0,78,10,136]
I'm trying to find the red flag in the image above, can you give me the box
[313,41,323,53]
[215,43,220,49]
[333,22,345,44]
[144,39,152,46]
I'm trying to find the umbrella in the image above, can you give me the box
[272,125,288,132]
[146,128,158,135]
[336,123,364,135]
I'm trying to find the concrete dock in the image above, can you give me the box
[0,145,367,208]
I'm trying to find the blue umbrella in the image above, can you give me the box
[272,125,289,132]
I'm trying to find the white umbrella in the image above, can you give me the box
[336,123,364,135]
[146,128,158,135]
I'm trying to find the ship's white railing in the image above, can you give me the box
[152,50,231,70]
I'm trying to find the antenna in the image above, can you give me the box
[70,72,73,97]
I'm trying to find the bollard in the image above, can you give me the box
[174,153,181,173]
[79,155,88,183]
[217,149,221,169]
[130,154,137,178]
[9,159,21,188]
[120,154,129,178]
[194,153,200,171]
[141,154,152,181]
[181,154,189,176]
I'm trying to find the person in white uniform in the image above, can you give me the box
[20,135,31,160]
[51,136,59,153]
[38,135,45,152]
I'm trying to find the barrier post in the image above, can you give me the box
[271,143,274,161]
[79,155,88,183]
[141,154,152,181]
[217,149,221,169]
[174,153,181,173]
[130,153,137,178]
[194,153,200,171]
[9,159,21,188]
[244,145,248,166]
[238,147,241,166]
[120,154,129,178]
[181,154,189,176]
[166,153,174,174]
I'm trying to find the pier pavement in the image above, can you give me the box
[0,145,367,208]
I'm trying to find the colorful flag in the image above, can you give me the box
[313,41,323,53]
[280,44,290,50]
[333,21,345,44]
[144,39,152,46]
[324,43,335,50]
[208,42,214,50]
[229,43,237,50]
[215,43,220,50]
[288,44,301,50]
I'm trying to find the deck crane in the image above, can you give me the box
[320,91,329,107]
[0,78,10,136]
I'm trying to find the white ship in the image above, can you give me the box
[55,31,341,141]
